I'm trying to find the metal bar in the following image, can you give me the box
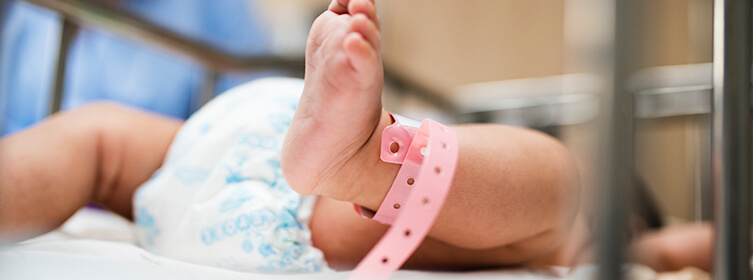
[23,0,304,73]
[196,69,217,112]
[712,0,752,278]
[22,0,447,111]
[595,0,643,279]
[0,0,8,132]
[698,115,714,221]
[48,18,78,115]
[383,68,456,113]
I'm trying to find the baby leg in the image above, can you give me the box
[285,0,582,269]
[632,223,714,272]
[310,197,589,270]
[0,103,181,242]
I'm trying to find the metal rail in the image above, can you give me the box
[22,0,306,116]
[712,0,752,279]
[22,0,451,115]
[0,0,7,133]
[24,0,305,73]
[595,0,644,279]
[48,18,77,114]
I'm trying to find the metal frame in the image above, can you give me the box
[712,0,752,279]
[594,0,643,278]
[597,0,752,278]
[49,18,77,114]
[631,64,713,119]
[0,0,7,133]
[449,73,601,128]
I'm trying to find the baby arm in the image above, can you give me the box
[0,103,181,242]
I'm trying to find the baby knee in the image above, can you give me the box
[72,102,130,120]
[64,102,136,134]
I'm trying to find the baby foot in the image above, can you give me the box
[282,0,387,199]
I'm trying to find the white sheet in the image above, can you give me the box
[0,208,578,280]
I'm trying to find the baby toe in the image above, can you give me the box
[343,32,378,75]
[329,0,349,14]
[349,14,381,51]
[348,0,379,28]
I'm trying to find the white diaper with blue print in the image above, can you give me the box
[133,78,330,273]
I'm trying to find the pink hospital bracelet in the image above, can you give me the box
[349,113,459,280]
[353,113,419,224]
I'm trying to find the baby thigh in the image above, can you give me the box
[309,197,576,271]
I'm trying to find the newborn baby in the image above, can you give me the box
[1,0,708,275]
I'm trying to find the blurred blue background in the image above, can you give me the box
[0,0,274,136]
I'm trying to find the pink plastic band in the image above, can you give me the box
[349,117,458,280]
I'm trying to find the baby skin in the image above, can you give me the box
[0,0,709,273]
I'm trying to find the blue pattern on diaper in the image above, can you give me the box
[277,209,302,231]
[200,209,278,246]
[266,159,281,169]
[173,166,211,186]
[259,243,276,258]
[219,188,255,213]
[237,132,276,149]
[224,168,251,184]
[135,207,160,247]
[306,259,321,273]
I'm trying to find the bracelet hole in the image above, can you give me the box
[393,203,401,209]
[434,166,442,175]
[441,142,448,149]
[389,142,400,154]
[419,147,427,156]
[382,257,389,264]
[407,177,415,185]
[404,229,411,237]
[422,197,430,207]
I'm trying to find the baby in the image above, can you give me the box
[0,0,712,274]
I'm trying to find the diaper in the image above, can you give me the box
[133,78,330,273]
